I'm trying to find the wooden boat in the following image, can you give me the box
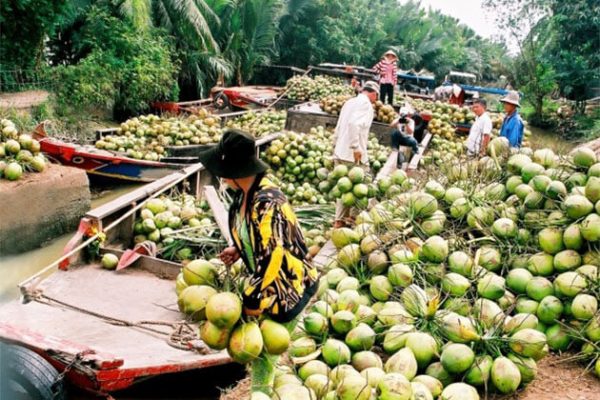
[0,134,282,398]
[33,124,195,183]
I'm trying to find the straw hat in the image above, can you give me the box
[500,90,521,107]
[383,50,397,59]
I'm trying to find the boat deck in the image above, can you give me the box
[0,262,229,390]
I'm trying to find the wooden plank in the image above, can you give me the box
[102,248,182,280]
[204,186,233,246]
[408,132,432,170]
[376,150,398,181]
[87,164,204,221]
[312,240,337,271]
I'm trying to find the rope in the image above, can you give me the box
[24,288,209,354]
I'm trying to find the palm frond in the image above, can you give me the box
[120,0,153,30]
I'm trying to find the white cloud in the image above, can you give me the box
[400,0,502,40]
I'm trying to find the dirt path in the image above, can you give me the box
[0,90,49,109]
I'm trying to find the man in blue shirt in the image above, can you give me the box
[499,91,524,147]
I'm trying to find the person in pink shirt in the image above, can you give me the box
[372,50,398,104]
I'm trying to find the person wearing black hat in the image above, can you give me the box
[197,128,318,394]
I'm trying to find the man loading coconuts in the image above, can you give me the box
[332,81,379,228]
[197,129,318,395]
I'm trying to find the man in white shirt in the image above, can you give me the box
[465,98,493,156]
[332,81,379,227]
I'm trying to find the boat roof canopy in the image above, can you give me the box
[449,70,477,80]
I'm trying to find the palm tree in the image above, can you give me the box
[118,0,233,96]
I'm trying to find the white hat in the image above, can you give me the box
[383,50,398,59]
[500,90,521,107]
[363,81,380,95]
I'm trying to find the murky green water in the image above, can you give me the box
[0,184,141,301]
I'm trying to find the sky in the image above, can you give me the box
[400,0,502,42]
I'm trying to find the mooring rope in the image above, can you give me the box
[23,288,208,354]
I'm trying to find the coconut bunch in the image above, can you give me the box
[262,128,391,206]
[224,110,286,138]
[286,75,353,102]
[0,118,47,181]
[262,127,333,205]
[132,193,226,262]
[373,101,398,124]
[95,112,223,160]
[319,94,353,116]
[173,257,293,364]
[260,139,600,400]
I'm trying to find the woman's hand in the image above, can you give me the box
[219,246,240,266]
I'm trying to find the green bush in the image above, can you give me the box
[53,6,179,117]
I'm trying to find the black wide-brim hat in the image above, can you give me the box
[197,128,269,179]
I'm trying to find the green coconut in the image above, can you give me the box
[439,312,480,343]
[516,298,540,314]
[425,362,453,387]
[465,354,493,387]
[409,192,438,217]
[554,271,587,297]
[441,343,475,374]
[506,268,533,294]
[228,322,263,364]
[509,329,547,360]
[477,272,505,300]
[492,218,517,238]
[382,324,415,354]
[405,332,438,369]
[442,273,471,297]
[370,275,393,301]
[100,253,119,269]
[289,336,317,358]
[360,234,381,254]
[387,263,413,287]
[413,375,443,398]
[536,296,563,324]
[473,299,504,329]
[450,197,471,219]
[346,323,376,351]
[581,213,600,242]
[545,324,571,351]
[304,312,329,336]
[331,310,357,334]
[440,383,479,400]
[478,246,502,272]
[178,285,217,320]
[571,147,597,168]
[332,227,360,249]
[491,356,521,394]
[182,259,218,286]
[420,235,448,263]
[337,244,362,269]
[546,180,568,199]
[504,313,539,335]
[507,154,532,174]
[553,250,582,272]
[298,360,330,381]
[564,194,594,219]
[205,292,242,329]
[351,351,383,372]
[355,305,377,326]
[467,206,494,228]
[303,374,332,398]
[384,347,418,380]
[378,373,412,400]
[361,367,386,388]
[447,251,473,277]
[571,293,598,320]
[200,321,231,350]
[366,250,389,274]
[322,338,352,366]
[538,227,564,255]
[508,354,537,384]
[521,162,545,183]
[526,276,554,301]
[260,319,290,355]
[527,253,555,277]
[326,268,349,288]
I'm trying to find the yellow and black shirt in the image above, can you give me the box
[229,174,319,322]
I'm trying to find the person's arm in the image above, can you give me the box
[480,117,493,155]
[405,118,415,135]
